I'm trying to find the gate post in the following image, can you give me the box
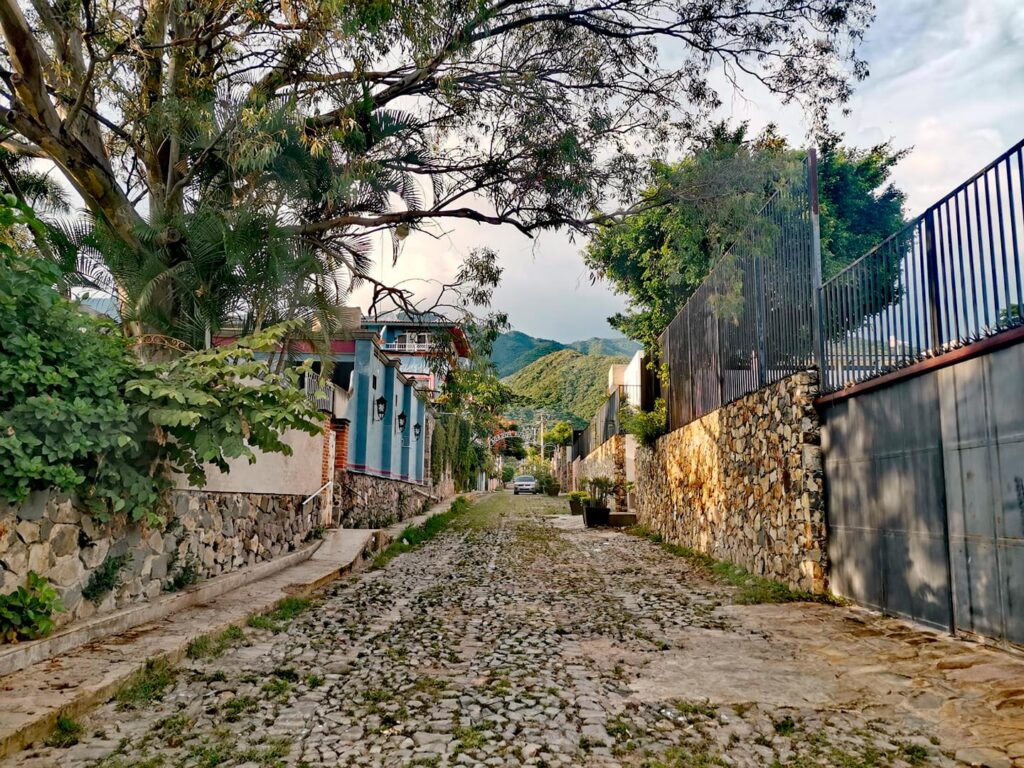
[923,214,944,352]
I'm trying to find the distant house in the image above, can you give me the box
[361,310,472,396]
[213,308,434,486]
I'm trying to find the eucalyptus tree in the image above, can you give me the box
[0,0,873,334]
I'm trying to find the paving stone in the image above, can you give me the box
[6,494,1021,768]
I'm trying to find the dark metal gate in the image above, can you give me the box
[820,138,1024,646]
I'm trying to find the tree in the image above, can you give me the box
[585,124,907,352]
[546,421,574,447]
[0,196,324,524]
[0,1,872,334]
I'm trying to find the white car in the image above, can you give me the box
[513,475,540,495]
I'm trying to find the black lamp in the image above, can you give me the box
[413,422,422,439]
[374,395,387,421]
[397,411,407,432]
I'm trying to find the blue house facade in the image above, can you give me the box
[360,310,472,397]
[344,331,429,483]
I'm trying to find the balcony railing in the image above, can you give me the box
[380,341,434,353]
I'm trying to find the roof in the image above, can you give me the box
[362,309,456,327]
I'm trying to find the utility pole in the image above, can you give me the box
[540,412,546,461]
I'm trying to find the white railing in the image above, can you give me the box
[380,341,433,352]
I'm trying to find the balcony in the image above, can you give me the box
[380,341,434,353]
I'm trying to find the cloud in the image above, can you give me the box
[351,216,629,343]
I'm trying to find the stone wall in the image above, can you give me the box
[634,370,826,593]
[0,488,319,628]
[332,470,432,529]
[577,434,629,509]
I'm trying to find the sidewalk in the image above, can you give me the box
[0,495,469,758]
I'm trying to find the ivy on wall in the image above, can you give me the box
[430,415,487,492]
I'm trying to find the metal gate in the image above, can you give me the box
[819,137,1024,646]
[940,343,1024,644]
[822,334,1024,646]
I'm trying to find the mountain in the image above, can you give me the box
[567,337,641,358]
[490,331,639,377]
[490,331,565,377]
[503,348,629,427]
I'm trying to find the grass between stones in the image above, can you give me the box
[246,596,312,632]
[45,714,83,748]
[114,658,177,710]
[627,526,841,605]
[186,624,245,659]
[371,495,472,569]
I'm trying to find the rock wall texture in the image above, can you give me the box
[634,371,827,593]
[332,470,432,529]
[577,435,629,509]
[0,489,319,628]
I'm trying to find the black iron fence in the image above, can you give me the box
[572,384,641,459]
[660,156,819,431]
[820,138,1024,393]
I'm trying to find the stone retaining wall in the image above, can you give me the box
[0,489,319,628]
[634,371,827,593]
[577,435,629,509]
[332,470,432,529]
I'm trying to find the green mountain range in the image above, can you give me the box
[502,348,629,427]
[490,331,639,377]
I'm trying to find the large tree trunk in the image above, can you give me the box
[0,0,145,253]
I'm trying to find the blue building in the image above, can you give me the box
[341,330,429,483]
[360,310,472,397]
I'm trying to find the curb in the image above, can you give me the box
[0,494,477,759]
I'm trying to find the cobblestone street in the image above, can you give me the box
[10,494,1024,768]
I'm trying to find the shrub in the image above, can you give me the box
[542,476,561,495]
[567,491,590,505]
[620,398,668,447]
[0,571,65,643]
[82,554,129,603]
[0,197,325,526]
[165,556,201,592]
[587,476,615,507]
[500,466,515,483]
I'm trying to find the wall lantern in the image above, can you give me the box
[397,412,408,432]
[413,422,422,439]
[374,395,387,421]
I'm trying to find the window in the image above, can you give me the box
[372,375,377,390]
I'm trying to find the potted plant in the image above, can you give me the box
[584,476,614,527]
[567,491,589,515]
[544,476,561,496]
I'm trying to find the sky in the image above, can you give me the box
[351,0,1024,344]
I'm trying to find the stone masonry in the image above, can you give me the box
[331,470,432,529]
[577,435,629,510]
[0,489,319,628]
[634,370,827,593]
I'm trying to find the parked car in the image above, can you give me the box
[513,475,540,495]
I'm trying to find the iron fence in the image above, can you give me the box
[820,138,1024,393]
[572,385,640,459]
[660,156,819,431]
